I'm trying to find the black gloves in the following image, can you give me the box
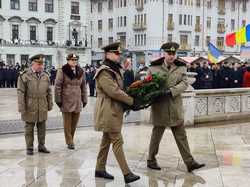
[146,89,172,103]
[56,102,62,108]
[131,98,143,111]
[83,102,87,108]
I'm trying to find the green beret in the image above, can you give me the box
[161,42,179,52]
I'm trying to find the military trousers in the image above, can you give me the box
[62,112,80,145]
[96,132,130,175]
[148,125,194,166]
[25,121,46,149]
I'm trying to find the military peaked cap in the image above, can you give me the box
[29,54,44,64]
[102,42,122,53]
[161,42,179,52]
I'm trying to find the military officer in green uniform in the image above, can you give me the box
[94,42,140,184]
[17,54,53,155]
[147,42,205,172]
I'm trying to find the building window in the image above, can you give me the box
[168,14,173,24]
[179,15,182,25]
[169,0,173,4]
[0,0,1,8]
[124,16,127,27]
[11,0,20,10]
[7,54,15,66]
[144,34,146,45]
[120,17,123,27]
[45,0,53,12]
[98,2,102,12]
[231,0,235,11]
[180,34,188,46]
[188,15,191,25]
[71,1,79,14]
[21,55,29,65]
[242,0,247,12]
[179,0,183,5]
[98,38,103,48]
[207,17,211,28]
[168,34,172,42]
[108,0,113,10]
[98,20,102,31]
[231,19,235,31]
[135,35,137,46]
[124,0,127,7]
[90,21,93,31]
[194,35,199,46]
[45,0,54,12]
[90,35,93,47]
[12,24,19,41]
[29,0,37,11]
[108,18,113,30]
[207,0,211,8]
[196,0,200,7]
[184,15,187,25]
[30,26,36,41]
[217,37,224,49]
[206,36,210,46]
[108,37,113,44]
[47,27,53,41]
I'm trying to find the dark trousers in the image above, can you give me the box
[89,84,95,96]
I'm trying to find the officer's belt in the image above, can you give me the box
[27,94,46,98]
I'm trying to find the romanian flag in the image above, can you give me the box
[226,32,236,47]
[226,24,250,46]
[236,27,247,44]
[208,43,222,64]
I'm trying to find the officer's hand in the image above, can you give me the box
[56,102,62,108]
[122,103,131,111]
[83,102,87,108]
[131,98,142,111]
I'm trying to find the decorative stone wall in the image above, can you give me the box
[142,88,250,126]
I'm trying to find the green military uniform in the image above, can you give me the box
[17,54,53,155]
[147,42,205,172]
[94,42,140,184]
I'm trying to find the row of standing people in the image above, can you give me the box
[188,61,250,89]
[0,64,22,88]
[17,41,205,185]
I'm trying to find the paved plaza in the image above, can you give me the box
[0,88,250,186]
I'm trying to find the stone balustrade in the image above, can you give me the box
[142,88,250,126]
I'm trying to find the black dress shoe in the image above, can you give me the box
[147,160,161,170]
[26,149,34,155]
[38,146,50,153]
[67,144,75,150]
[124,172,140,184]
[187,161,205,172]
[95,170,114,180]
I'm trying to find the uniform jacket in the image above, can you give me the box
[17,68,53,122]
[149,57,188,127]
[94,59,133,132]
[54,63,87,113]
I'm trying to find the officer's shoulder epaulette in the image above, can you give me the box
[150,57,165,66]
[174,58,186,67]
[43,71,50,75]
[19,69,28,76]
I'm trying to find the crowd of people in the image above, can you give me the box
[187,61,250,89]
